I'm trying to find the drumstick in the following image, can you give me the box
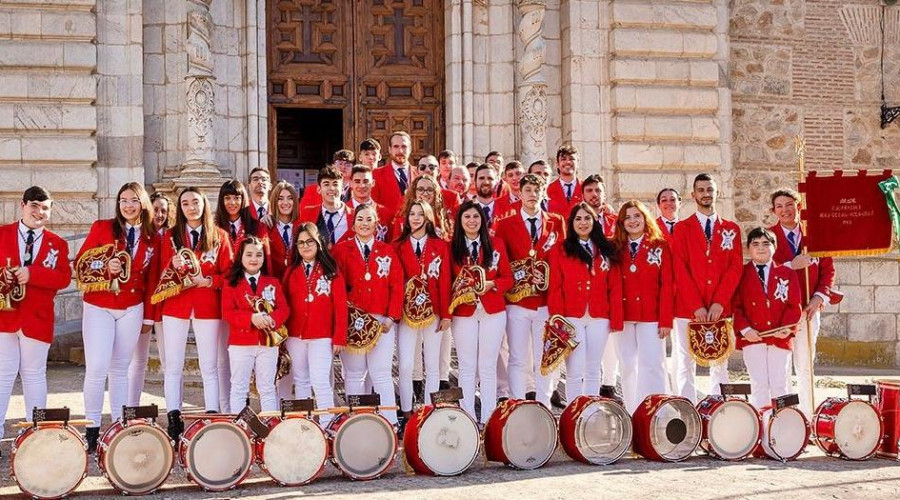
[14,419,95,428]
[327,405,400,414]
[756,323,800,338]
[257,409,334,418]
[180,413,240,420]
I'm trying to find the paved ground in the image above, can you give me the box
[1,364,899,499]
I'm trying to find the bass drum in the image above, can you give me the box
[632,394,701,462]
[484,399,558,470]
[696,396,761,461]
[256,415,329,486]
[327,410,398,480]
[558,395,632,465]
[404,404,480,476]
[813,398,882,460]
[754,405,809,461]
[11,424,88,500]
[179,417,254,491]
[97,419,174,495]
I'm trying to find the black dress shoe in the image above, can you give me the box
[439,380,452,391]
[551,389,566,409]
[413,380,425,405]
[396,416,408,440]
[497,397,509,404]
[85,427,100,454]
[525,391,537,401]
[167,410,183,443]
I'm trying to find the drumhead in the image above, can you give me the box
[13,427,87,498]
[332,413,397,479]
[707,400,759,459]
[103,423,173,494]
[417,407,480,476]
[763,407,806,460]
[835,401,881,460]
[184,421,253,490]
[649,399,701,461]
[502,404,557,470]
[263,418,328,485]
[575,401,632,465]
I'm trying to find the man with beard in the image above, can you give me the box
[547,145,583,217]
[372,131,414,217]
[473,163,508,230]
[582,174,617,238]
[485,151,510,199]
[671,174,743,402]
[656,188,681,239]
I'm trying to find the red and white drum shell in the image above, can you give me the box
[484,399,558,470]
[559,395,632,465]
[813,397,883,461]
[178,417,254,491]
[11,424,88,500]
[97,419,174,495]
[403,404,480,476]
[631,394,701,462]
[696,396,762,461]
[327,410,398,480]
[753,405,809,462]
[256,415,329,486]
[876,379,900,459]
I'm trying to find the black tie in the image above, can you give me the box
[397,168,408,193]
[582,242,592,259]
[565,183,573,201]
[483,205,491,223]
[249,276,258,294]
[257,206,266,220]
[540,199,548,212]
[326,211,337,243]
[281,224,290,247]
[230,222,238,241]
[363,244,371,261]
[415,240,422,258]
[528,217,538,243]
[24,230,34,266]
[630,241,638,258]
[787,231,799,256]
[305,263,312,277]
[190,229,200,249]
[126,226,136,255]
[756,264,766,291]
[470,241,478,262]
[667,221,675,234]
[704,218,712,241]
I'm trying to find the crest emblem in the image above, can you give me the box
[646,247,662,267]
[490,250,501,271]
[599,255,610,272]
[542,231,557,252]
[376,224,388,241]
[316,276,331,296]
[375,255,392,278]
[427,256,441,279]
[720,229,736,250]
[261,284,276,304]
[42,247,59,269]
[200,245,218,264]
[774,278,790,303]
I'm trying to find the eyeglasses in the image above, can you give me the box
[250,175,270,183]
[118,199,141,205]
[297,238,317,247]
[418,164,438,170]
[415,187,436,194]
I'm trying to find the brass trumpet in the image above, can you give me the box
[0,258,25,311]
[246,294,288,347]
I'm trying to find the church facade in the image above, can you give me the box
[1,0,898,366]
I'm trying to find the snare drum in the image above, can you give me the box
[559,395,632,465]
[97,419,174,495]
[256,415,329,486]
[484,399,558,470]
[327,410,398,480]
[813,397,882,460]
[632,394,701,462]
[404,404,480,476]
[696,396,761,461]
[754,405,809,461]
[876,379,900,459]
[11,424,88,499]
[179,417,254,491]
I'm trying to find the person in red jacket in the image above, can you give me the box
[332,204,403,426]
[372,131,414,219]
[769,188,836,417]
[128,191,173,405]
[283,223,347,425]
[450,201,513,424]
[671,174,743,402]
[76,182,159,452]
[248,166,273,223]
[494,161,525,216]
[495,174,565,408]
[156,187,234,440]
[612,201,674,413]
[268,181,299,280]
[547,202,622,402]
[394,201,451,418]
[656,187,681,239]
[733,227,802,409]
[546,145,583,218]
[0,186,71,441]
[222,236,289,413]
[299,165,355,247]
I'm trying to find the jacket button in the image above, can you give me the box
[767,321,772,326]
[707,280,712,285]
[636,297,640,301]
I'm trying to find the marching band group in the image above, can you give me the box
[0,130,837,457]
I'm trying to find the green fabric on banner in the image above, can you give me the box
[878,176,900,247]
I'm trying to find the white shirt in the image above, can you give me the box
[18,220,44,265]
[392,161,411,186]
[559,178,576,199]
[628,235,644,253]
[321,205,348,242]
[228,218,243,237]
[579,238,593,255]
[277,221,293,246]
[355,237,374,260]
[661,217,678,234]
[245,271,262,289]
[351,198,373,209]
[694,211,718,233]
[521,207,542,236]
[124,222,141,258]
[252,200,268,218]
[780,224,802,248]
[410,234,428,255]
[478,200,495,219]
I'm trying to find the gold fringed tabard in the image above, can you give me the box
[346,302,385,354]
[540,315,580,376]
[505,257,550,303]
[687,318,734,367]
[448,265,487,314]
[151,248,201,304]
[402,276,436,328]
[75,244,132,293]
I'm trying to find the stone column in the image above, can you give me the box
[181,0,218,179]
[516,0,548,167]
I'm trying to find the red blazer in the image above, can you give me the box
[222,275,290,346]
[656,217,677,242]
[546,178,583,218]
[157,227,234,320]
[619,238,674,328]
[76,219,159,320]
[494,180,511,200]
[495,208,566,310]
[298,188,322,211]
[393,237,452,320]
[442,188,461,217]
[332,239,404,321]
[372,163,411,220]
[0,223,71,343]
[598,206,617,239]
[493,193,519,221]
[299,204,355,247]
[450,238,513,316]
[223,219,271,274]
[769,224,836,306]
[248,202,271,221]
[283,263,348,344]
[671,215,743,319]
[733,262,802,351]
[546,245,623,329]
[349,200,394,241]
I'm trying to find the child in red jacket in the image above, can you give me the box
[733,227,801,409]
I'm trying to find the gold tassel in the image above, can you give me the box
[76,281,110,293]
[690,340,734,368]
[808,247,892,258]
[345,329,384,355]
[402,314,436,329]
[504,285,534,304]
[448,291,476,314]
[151,284,183,305]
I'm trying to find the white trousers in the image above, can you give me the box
[601,334,619,386]
[161,316,221,412]
[506,305,548,401]
[412,328,451,381]
[791,311,821,417]
[743,343,791,410]
[496,334,511,399]
[0,331,50,437]
[285,337,335,424]
[82,302,144,424]
[616,321,667,413]
[452,309,506,424]
[672,317,730,403]
[229,345,278,413]
[128,321,166,406]
[398,322,443,411]
[218,323,232,413]
[340,318,398,424]
[564,317,610,403]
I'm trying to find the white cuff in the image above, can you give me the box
[740,327,752,335]
[813,292,828,303]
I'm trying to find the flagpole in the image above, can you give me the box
[794,135,816,414]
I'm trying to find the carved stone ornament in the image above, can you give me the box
[517,0,546,84]
[186,77,215,154]
[187,9,214,75]
[520,84,548,143]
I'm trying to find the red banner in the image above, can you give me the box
[799,170,894,257]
